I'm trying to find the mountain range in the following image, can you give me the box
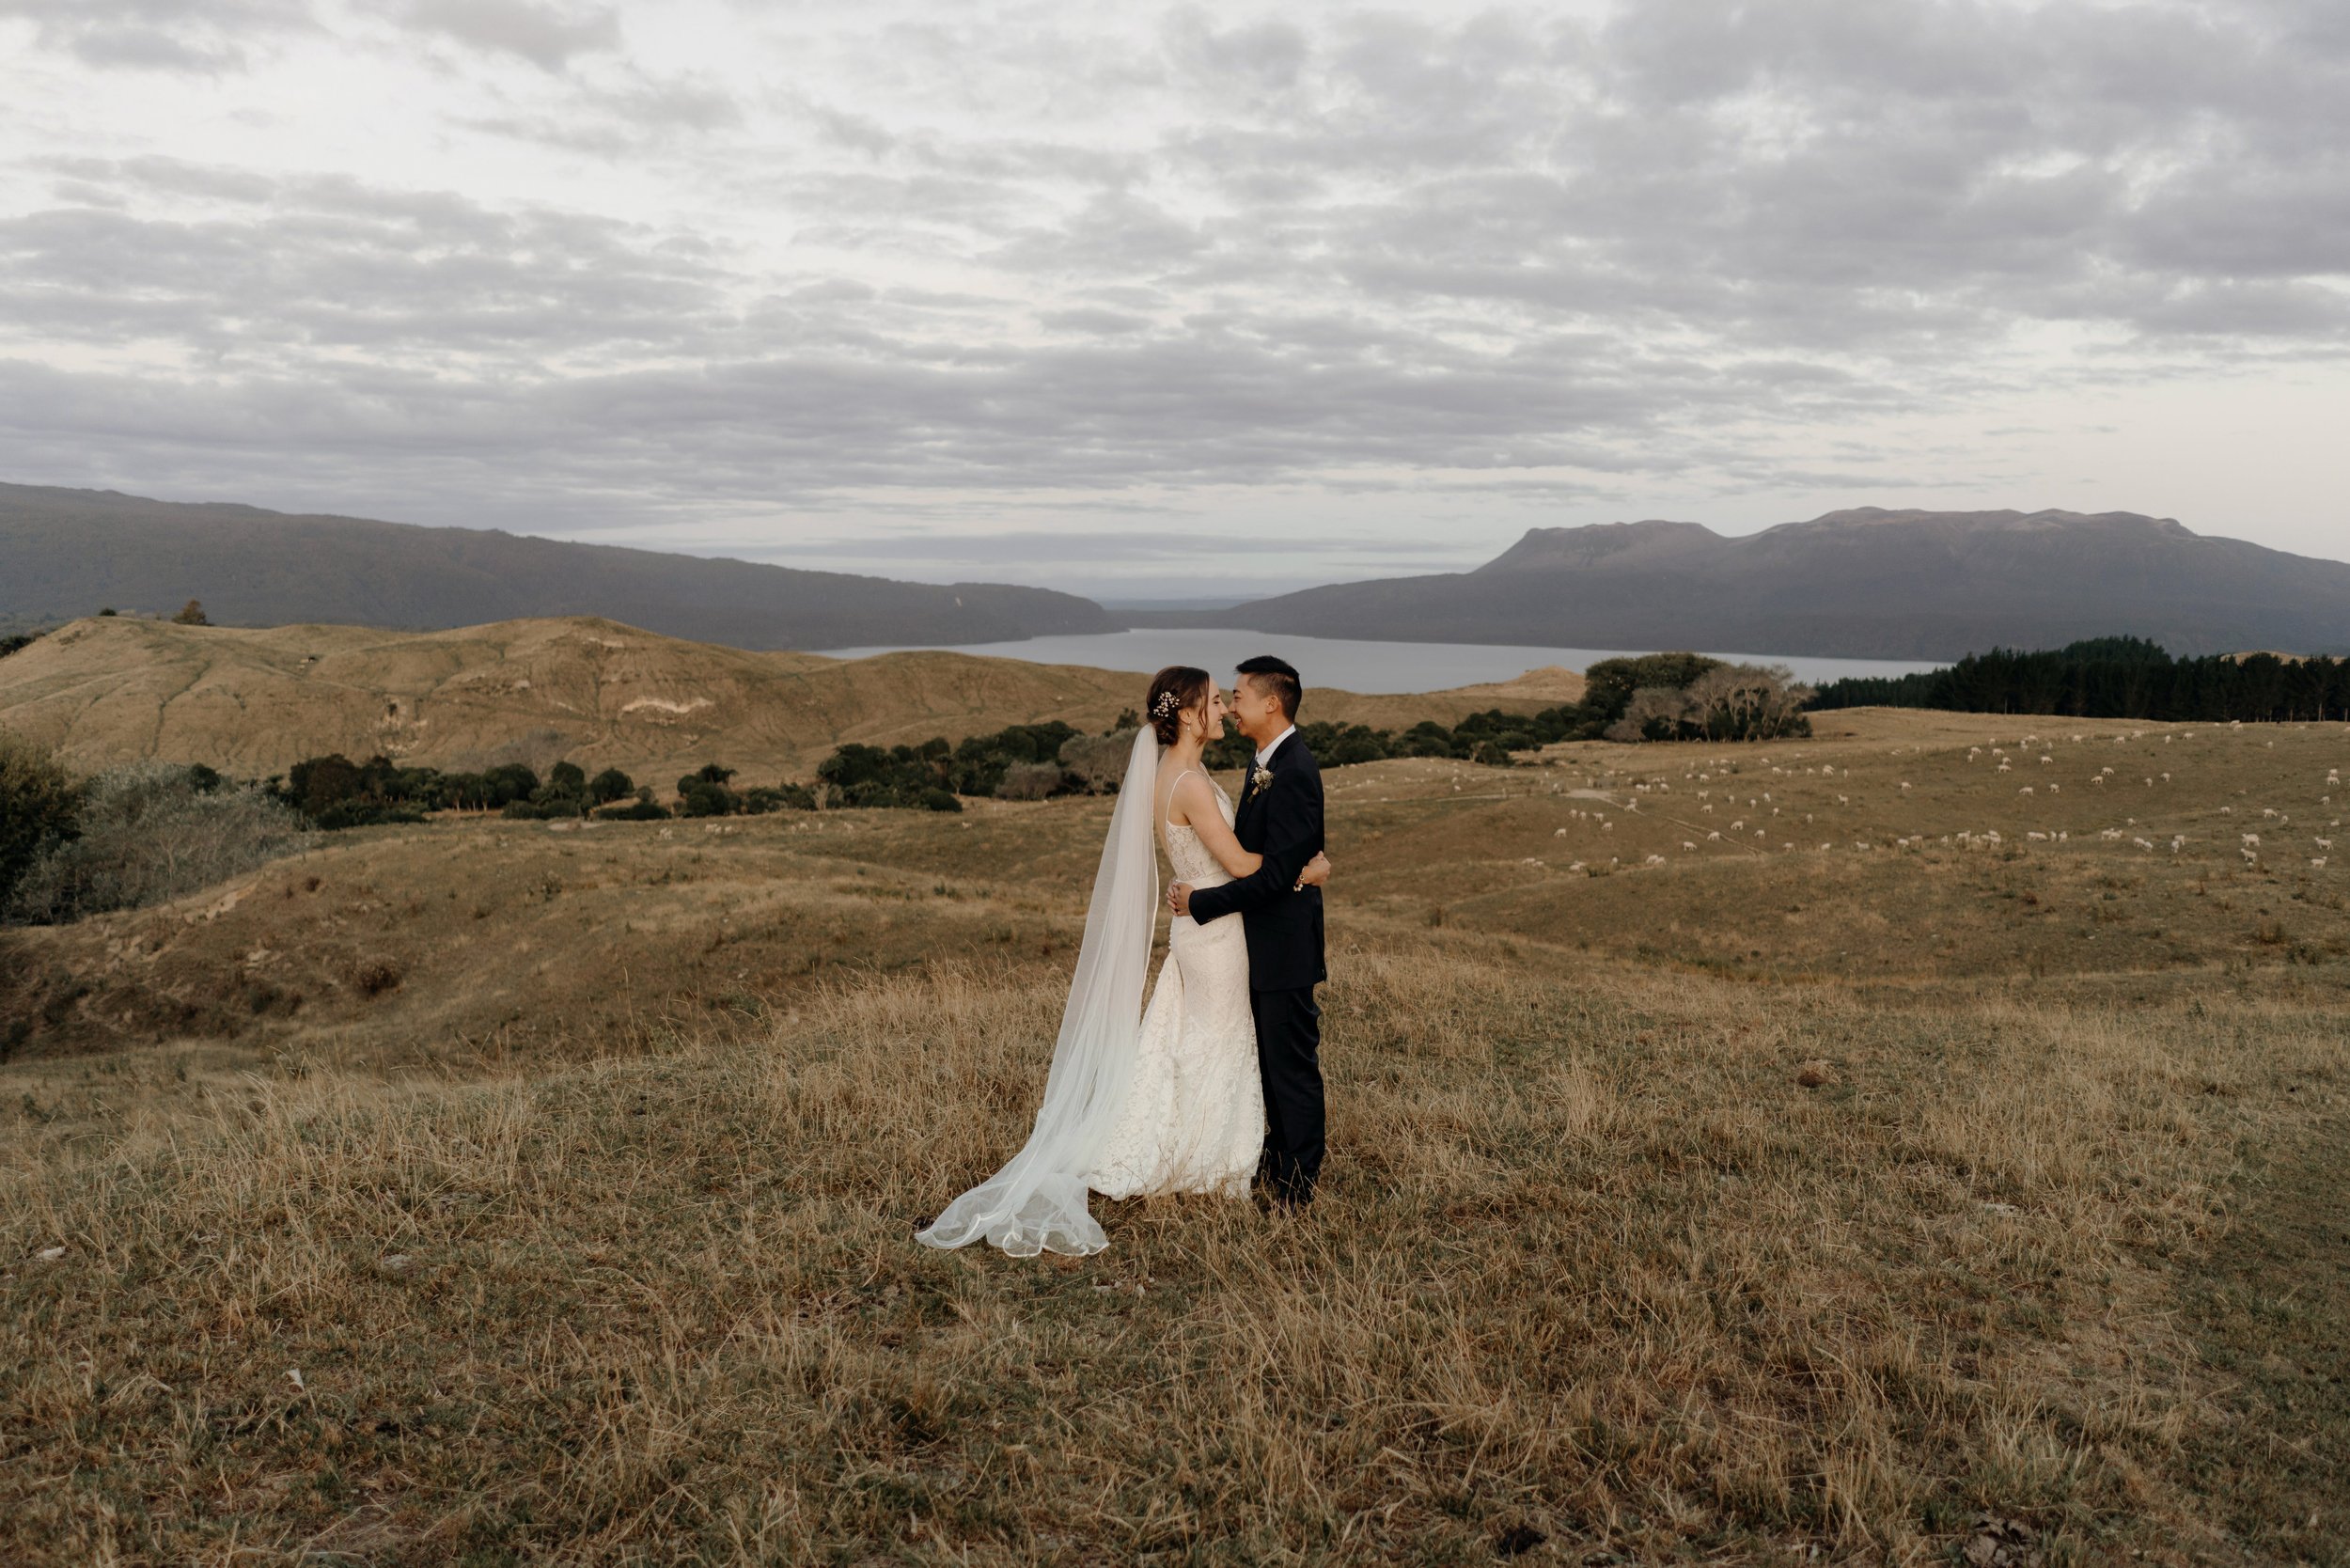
[0,483,1111,650]
[7,486,2347,661]
[1177,509,2350,659]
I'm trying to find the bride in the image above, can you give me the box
[917,666,1331,1257]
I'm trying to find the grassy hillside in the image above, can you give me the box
[4,709,2346,1561]
[0,614,1559,783]
[0,482,1114,650]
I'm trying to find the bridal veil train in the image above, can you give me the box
[916,728,1165,1257]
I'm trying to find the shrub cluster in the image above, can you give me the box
[3,754,313,925]
[818,720,1094,807]
[266,750,829,827]
[1,729,81,912]
[669,762,817,818]
[1810,636,2350,722]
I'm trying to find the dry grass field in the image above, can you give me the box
[4,707,2347,1565]
[0,616,1559,784]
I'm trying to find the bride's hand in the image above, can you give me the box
[1295,852,1332,890]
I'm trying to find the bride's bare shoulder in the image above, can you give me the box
[1159,760,1214,824]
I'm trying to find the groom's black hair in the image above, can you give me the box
[1235,654,1301,721]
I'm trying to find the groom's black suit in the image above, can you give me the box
[1183,729,1326,1205]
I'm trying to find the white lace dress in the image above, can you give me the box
[1085,774,1267,1200]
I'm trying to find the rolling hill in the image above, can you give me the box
[1174,509,2350,659]
[0,614,1563,782]
[0,483,1112,649]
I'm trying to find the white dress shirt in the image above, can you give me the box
[1254,724,1296,769]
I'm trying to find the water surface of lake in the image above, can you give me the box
[819,629,1941,696]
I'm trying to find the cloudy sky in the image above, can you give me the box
[3,0,2345,599]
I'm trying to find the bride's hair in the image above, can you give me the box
[1145,666,1212,745]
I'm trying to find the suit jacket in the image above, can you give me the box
[1183,731,1326,992]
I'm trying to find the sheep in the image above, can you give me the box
[2243,834,2261,846]
[2315,857,2330,869]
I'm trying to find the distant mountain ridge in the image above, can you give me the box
[1185,509,2350,659]
[0,483,1113,650]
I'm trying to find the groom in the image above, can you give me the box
[1169,655,1326,1209]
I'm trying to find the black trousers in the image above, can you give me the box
[1251,985,1324,1205]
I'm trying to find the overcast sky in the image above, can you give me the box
[3,0,2344,598]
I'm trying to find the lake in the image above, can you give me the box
[817,629,1941,695]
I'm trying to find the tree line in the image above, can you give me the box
[1809,637,2350,721]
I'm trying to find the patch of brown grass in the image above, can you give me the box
[6,707,2349,1561]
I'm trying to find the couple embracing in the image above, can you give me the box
[919,655,1333,1258]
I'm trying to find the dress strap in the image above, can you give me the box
[1160,766,1198,827]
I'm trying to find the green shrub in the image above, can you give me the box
[1,730,80,911]
[598,793,671,822]
[8,762,312,925]
[742,784,816,814]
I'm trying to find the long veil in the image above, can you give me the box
[917,728,1161,1256]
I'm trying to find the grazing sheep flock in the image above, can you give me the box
[1436,712,2348,902]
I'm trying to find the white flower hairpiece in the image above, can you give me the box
[1151,690,1183,719]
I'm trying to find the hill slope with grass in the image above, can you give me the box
[0,614,1561,781]
[0,482,1113,649]
[4,708,2346,1560]
[1186,508,2350,659]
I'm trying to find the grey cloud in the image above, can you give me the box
[394,0,619,71]
[0,0,315,71]
[5,0,2348,552]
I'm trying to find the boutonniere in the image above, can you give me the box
[1249,763,1275,793]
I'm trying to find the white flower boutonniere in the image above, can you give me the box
[1249,763,1275,794]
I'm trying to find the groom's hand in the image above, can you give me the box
[1168,883,1193,916]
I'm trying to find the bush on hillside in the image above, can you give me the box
[742,783,817,814]
[1604,663,1812,744]
[7,762,312,925]
[994,761,1066,801]
[598,790,671,822]
[676,762,741,818]
[1,730,81,912]
[1058,729,1136,792]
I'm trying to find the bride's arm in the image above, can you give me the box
[1170,774,1331,886]
[1169,774,1261,878]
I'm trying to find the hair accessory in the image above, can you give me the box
[1152,690,1182,718]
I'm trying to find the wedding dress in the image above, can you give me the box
[916,731,1264,1257]
[1085,769,1265,1200]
